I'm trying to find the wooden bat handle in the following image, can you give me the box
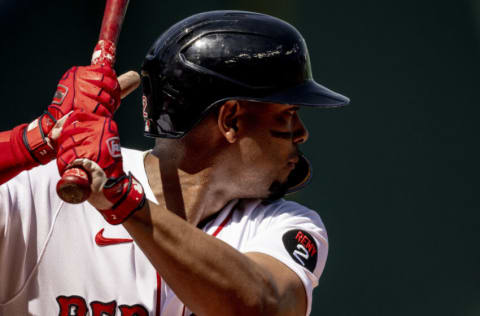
[56,0,130,204]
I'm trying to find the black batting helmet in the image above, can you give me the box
[141,10,350,193]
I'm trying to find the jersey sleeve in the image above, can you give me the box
[240,200,328,316]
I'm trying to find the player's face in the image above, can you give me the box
[236,101,309,198]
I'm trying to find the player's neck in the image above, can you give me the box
[144,152,236,226]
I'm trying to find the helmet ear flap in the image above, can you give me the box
[286,154,312,194]
[141,72,152,96]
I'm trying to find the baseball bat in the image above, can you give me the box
[56,0,130,204]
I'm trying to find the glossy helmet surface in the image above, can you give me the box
[141,10,350,193]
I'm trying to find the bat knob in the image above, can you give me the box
[57,167,92,204]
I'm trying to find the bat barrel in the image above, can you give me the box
[91,0,130,66]
[99,0,130,44]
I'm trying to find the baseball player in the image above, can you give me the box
[0,11,349,316]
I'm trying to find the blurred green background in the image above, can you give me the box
[1,0,479,315]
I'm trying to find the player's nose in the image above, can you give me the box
[292,114,309,144]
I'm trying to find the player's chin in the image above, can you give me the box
[239,167,289,200]
[279,166,294,183]
[263,166,298,202]
[240,176,285,201]
[264,179,289,202]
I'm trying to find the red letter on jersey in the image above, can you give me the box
[295,231,304,242]
[57,296,88,316]
[119,304,148,316]
[91,300,117,316]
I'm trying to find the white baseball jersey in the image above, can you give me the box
[0,148,328,316]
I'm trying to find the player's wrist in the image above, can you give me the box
[21,112,57,165]
[22,109,73,165]
[8,124,41,167]
[94,173,146,225]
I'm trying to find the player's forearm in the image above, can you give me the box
[123,202,282,316]
[0,126,39,184]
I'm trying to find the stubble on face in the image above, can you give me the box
[264,147,303,202]
[228,101,307,201]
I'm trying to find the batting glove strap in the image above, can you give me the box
[23,111,57,164]
[99,173,146,225]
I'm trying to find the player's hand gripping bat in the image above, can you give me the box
[56,0,133,204]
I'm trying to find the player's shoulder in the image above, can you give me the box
[8,158,60,188]
[121,147,148,170]
[1,159,63,213]
[244,198,322,220]
[264,198,319,216]
[121,147,146,160]
[237,198,325,231]
[120,147,150,183]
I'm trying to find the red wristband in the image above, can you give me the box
[23,112,57,164]
[99,173,146,225]
[4,124,39,171]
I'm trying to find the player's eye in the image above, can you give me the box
[285,106,299,116]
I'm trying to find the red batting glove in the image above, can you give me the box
[23,65,120,165]
[57,111,145,224]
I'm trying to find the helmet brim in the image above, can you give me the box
[239,79,350,108]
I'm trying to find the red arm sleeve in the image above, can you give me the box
[0,124,39,184]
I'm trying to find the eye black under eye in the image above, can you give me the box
[270,129,305,140]
[270,130,292,139]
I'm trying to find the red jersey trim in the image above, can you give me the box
[156,273,162,316]
[212,210,234,237]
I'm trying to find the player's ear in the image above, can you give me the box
[217,100,241,143]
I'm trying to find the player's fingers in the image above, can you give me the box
[85,64,116,77]
[49,111,72,141]
[77,88,116,115]
[78,70,138,99]
[118,71,140,99]
[78,69,104,83]
[75,71,139,115]
[79,76,118,96]
[58,124,91,144]
[95,90,118,114]
[100,75,120,94]
[94,89,116,106]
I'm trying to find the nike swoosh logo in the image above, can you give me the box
[95,228,133,246]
